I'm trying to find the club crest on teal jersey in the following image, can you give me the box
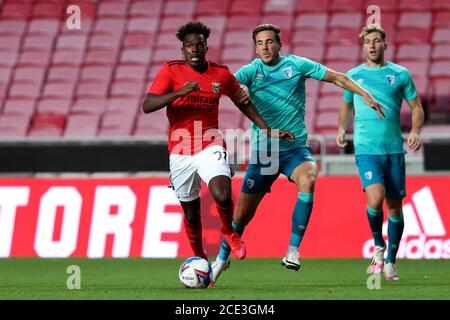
[211,81,220,94]
[282,67,293,79]
[386,75,395,85]
[246,179,254,189]
[357,78,364,85]
[365,171,373,180]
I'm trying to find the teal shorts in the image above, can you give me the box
[241,146,316,194]
[355,153,406,200]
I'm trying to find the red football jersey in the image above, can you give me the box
[148,60,241,155]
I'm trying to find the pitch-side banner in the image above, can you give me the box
[0,177,449,259]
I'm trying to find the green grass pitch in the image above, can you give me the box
[0,258,449,300]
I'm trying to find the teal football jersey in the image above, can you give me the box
[235,54,327,152]
[343,62,417,155]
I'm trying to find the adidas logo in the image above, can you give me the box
[363,186,450,259]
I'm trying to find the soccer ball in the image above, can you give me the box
[179,257,213,289]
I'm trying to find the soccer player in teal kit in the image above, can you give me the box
[336,24,424,280]
[210,24,385,286]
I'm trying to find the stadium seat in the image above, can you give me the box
[76,81,109,99]
[2,98,36,117]
[330,0,365,11]
[129,0,163,17]
[326,29,360,45]
[8,82,42,99]
[51,49,84,67]
[223,30,254,47]
[326,45,360,62]
[263,0,296,13]
[134,109,168,135]
[396,29,431,44]
[319,81,345,96]
[56,34,88,51]
[89,34,122,50]
[398,12,432,29]
[229,0,263,16]
[226,15,259,31]
[292,30,326,45]
[13,66,46,85]
[430,78,450,113]
[110,81,145,98]
[0,114,31,137]
[194,16,227,34]
[64,114,100,137]
[155,32,180,49]
[163,0,196,17]
[93,18,126,35]
[120,48,152,65]
[17,49,52,67]
[0,66,12,85]
[0,20,27,36]
[22,34,55,51]
[295,0,330,13]
[432,0,450,10]
[292,45,325,62]
[106,98,140,115]
[364,0,397,12]
[396,61,429,79]
[36,98,71,115]
[329,12,363,29]
[97,1,129,18]
[28,113,65,137]
[221,47,254,63]
[433,12,450,28]
[396,44,431,61]
[430,61,450,78]
[398,0,431,11]
[260,14,294,41]
[114,65,147,82]
[324,61,355,73]
[31,2,65,19]
[0,51,18,67]
[84,49,118,66]
[123,32,155,48]
[315,111,339,134]
[27,19,60,36]
[195,0,231,16]
[294,13,328,30]
[152,47,183,65]
[317,95,343,112]
[41,82,76,99]
[1,3,32,19]
[98,113,136,136]
[432,28,450,45]
[80,65,114,82]
[0,35,22,51]
[71,98,107,115]
[431,45,450,61]
[127,17,160,33]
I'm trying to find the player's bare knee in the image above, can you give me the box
[213,194,232,208]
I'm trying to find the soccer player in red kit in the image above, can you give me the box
[141,22,294,261]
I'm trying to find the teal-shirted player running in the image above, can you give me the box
[336,24,424,281]
[210,24,385,286]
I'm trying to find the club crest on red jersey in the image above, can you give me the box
[211,81,221,94]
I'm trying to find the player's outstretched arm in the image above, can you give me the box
[231,89,295,141]
[322,69,385,119]
[336,101,354,149]
[141,81,201,114]
[406,96,424,151]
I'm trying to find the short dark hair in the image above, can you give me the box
[252,24,281,44]
[176,21,211,42]
[359,24,386,41]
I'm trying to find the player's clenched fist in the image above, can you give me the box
[178,81,201,96]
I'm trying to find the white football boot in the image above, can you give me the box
[281,250,301,271]
[368,243,386,274]
[208,258,230,287]
[384,262,400,281]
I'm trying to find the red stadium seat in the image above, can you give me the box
[106,98,140,115]
[160,16,190,33]
[76,81,109,99]
[127,17,160,33]
[0,35,22,51]
[317,95,343,113]
[93,18,126,35]
[129,1,163,17]
[226,15,260,31]
[326,45,360,63]
[114,65,147,82]
[292,30,326,45]
[123,32,155,48]
[323,61,355,73]
[97,1,129,18]
[230,0,263,16]
[164,0,196,17]
[260,14,294,41]
[1,3,32,19]
[13,66,46,85]
[17,49,52,67]
[263,0,295,14]
[71,98,107,115]
[319,81,345,96]
[64,114,100,137]
[433,12,450,28]
[134,109,168,136]
[2,98,36,117]
[80,65,114,82]
[432,0,450,10]
[295,0,330,13]
[305,79,321,97]
[432,28,450,45]
[36,98,71,115]
[41,82,76,99]
[218,109,243,132]
[0,114,31,137]
[8,82,42,99]
[292,45,325,62]
[315,111,339,134]
[329,12,363,29]
[0,67,12,85]
[326,29,360,45]
[223,30,254,47]
[430,78,450,113]
[221,47,254,63]
[430,61,450,78]
[396,44,431,61]
[431,45,450,61]
[330,0,365,12]
[155,32,180,49]
[22,34,55,51]
[365,0,397,12]
[84,49,118,66]
[56,34,88,51]
[31,2,65,19]
[294,13,328,30]
[110,81,145,98]
[195,0,231,16]
[396,29,431,44]
[27,19,60,36]
[0,20,27,36]
[398,0,431,11]
[51,49,84,67]
[89,34,122,50]
[0,51,18,67]
[152,48,183,65]
[194,16,227,34]
[120,48,152,65]
[396,61,429,78]
[98,113,135,136]
[398,12,432,30]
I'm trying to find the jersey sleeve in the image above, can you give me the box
[235,63,255,86]
[297,56,328,81]
[223,69,242,99]
[401,69,418,101]
[147,63,172,95]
